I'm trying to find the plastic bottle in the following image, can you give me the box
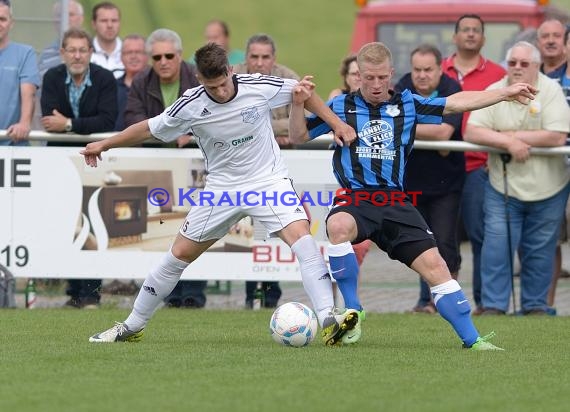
[252,282,264,310]
[25,279,37,309]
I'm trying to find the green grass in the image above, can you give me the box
[1,309,569,412]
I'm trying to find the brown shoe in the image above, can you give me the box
[480,308,506,316]
[472,306,485,316]
[411,302,437,314]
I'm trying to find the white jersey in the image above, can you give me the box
[148,74,297,190]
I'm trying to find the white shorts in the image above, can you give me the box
[179,178,308,241]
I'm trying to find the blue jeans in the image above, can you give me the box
[481,182,570,312]
[416,192,462,306]
[460,167,487,307]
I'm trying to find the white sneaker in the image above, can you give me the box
[89,322,144,343]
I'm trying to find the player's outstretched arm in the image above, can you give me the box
[444,82,537,115]
[80,120,152,167]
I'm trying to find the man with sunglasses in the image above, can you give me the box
[125,28,202,308]
[465,41,570,316]
[125,28,199,149]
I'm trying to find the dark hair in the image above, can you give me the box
[565,25,570,44]
[455,14,484,34]
[410,44,442,66]
[245,33,276,55]
[61,28,93,49]
[195,43,230,79]
[92,1,120,21]
[339,55,357,92]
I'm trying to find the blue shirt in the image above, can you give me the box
[0,42,40,145]
[65,68,92,118]
[308,89,446,190]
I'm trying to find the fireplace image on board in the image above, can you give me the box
[82,185,148,246]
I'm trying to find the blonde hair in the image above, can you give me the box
[357,42,392,67]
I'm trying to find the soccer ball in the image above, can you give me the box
[269,302,318,347]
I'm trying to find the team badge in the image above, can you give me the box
[241,107,260,124]
[385,104,400,117]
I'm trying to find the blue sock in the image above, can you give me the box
[328,242,362,311]
[432,280,479,347]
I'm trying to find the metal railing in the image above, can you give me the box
[2,129,570,154]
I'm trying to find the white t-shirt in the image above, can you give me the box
[149,74,297,190]
[90,37,124,79]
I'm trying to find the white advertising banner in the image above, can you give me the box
[0,147,337,281]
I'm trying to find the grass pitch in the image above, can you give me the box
[1,309,569,412]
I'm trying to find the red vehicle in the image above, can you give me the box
[351,0,553,80]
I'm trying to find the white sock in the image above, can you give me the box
[291,234,334,326]
[124,250,188,331]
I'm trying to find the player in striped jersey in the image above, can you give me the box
[81,42,360,345]
[289,42,536,350]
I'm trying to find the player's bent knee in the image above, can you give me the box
[326,215,357,243]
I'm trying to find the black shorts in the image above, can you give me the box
[326,188,437,267]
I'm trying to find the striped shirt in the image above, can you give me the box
[308,89,445,190]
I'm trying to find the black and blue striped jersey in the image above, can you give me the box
[307,89,446,190]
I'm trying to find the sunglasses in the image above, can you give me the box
[151,53,176,62]
[507,60,531,68]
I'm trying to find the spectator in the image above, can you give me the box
[441,14,506,314]
[328,54,360,99]
[90,1,124,79]
[536,19,567,75]
[40,28,118,308]
[545,26,570,310]
[234,33,300,148]
[0,0,40,146]
[395,44,465,314]
[189,19,244,65]
[38,0,85,78]
[124,28,201,307]
[114,34,147,131]
[465,41,570,315]
[234,33,300,308]
[290,41,534,348]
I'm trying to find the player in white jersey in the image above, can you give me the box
[81,43,359,345]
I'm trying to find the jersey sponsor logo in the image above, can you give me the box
[200,107,212,117]
[356,119,396,160]
[241,106,260,124]
[231,135,254,147]
[213,141,230,151]
[385,104,400,117]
